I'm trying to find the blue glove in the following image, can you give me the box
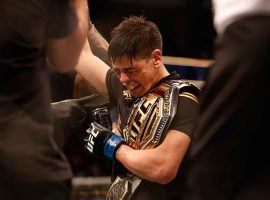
[85,122,125,160]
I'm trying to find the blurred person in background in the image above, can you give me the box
[50,4,114,177]
[0,0,89,199]
[188,0,270,199]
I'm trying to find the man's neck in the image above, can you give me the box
[158,64,170,81]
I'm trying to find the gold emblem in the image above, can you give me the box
[123,83,172,150]
[123,90,132,101]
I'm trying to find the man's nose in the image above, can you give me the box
[119,72,130,85]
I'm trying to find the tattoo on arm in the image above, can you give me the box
[87,26,112,67]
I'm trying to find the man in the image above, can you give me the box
[0,0,89,199]
[188,0,270,199]
[77,16,199,199]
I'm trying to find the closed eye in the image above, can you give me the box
[113,68,137,75]
[124,68,136,74]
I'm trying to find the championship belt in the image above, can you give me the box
[106,81,198,200]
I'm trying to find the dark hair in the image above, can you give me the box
[108,16,163,63]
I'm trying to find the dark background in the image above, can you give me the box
[89,0,216,59]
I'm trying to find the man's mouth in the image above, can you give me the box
[127,82,139,91]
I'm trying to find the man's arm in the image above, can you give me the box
[73,25,111,98]
[75,40,110,97]
[114,92,198,184]
[84,91,198,184]
[85,119,192,184]
[68,1,111,97]
[46,0,89,72]
[88,23,112,66]
[116,130,191,184]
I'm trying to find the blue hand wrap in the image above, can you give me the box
[103,134,124,160]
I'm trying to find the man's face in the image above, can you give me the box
[113,57,159,97]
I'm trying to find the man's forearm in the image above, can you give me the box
[115,130,191,184]
[87,25,112,66]
[75,41,110,97]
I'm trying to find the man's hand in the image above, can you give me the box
[85,122,125,160]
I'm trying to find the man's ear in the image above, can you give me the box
[151,49,162,67]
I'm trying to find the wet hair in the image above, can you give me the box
[108,16,163,64]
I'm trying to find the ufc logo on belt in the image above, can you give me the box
[86,127,99,153]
